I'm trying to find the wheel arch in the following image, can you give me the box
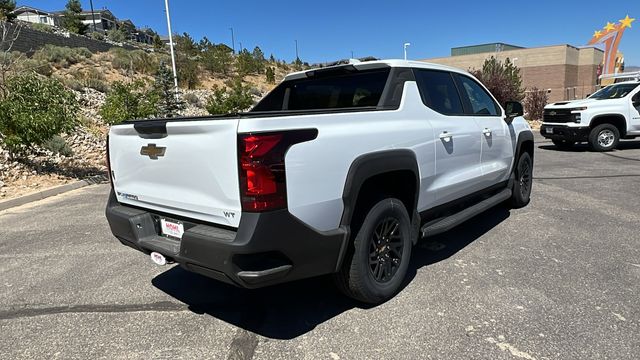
[590,114,627,136]
[513,130,534,170]
[339,149,420,232]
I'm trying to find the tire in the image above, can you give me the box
[334,198,413,304]
[588,124,619,152]
[552,139,575,149]
[509,152,533,209]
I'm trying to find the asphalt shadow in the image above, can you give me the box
[152,206,511,339]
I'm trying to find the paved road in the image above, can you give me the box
[1,135,639,359]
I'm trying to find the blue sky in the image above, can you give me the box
[18,1,640,65]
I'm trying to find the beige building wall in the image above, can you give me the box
[421,45,604,103]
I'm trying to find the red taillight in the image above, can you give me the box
[238,130,317,212]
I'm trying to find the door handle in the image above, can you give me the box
[482,128,492,136]
[439,131,452,142]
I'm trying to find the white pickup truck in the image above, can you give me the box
[541,80,640,151]
[105,60,534,303]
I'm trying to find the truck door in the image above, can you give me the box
[454,74,513,187]
[413,69,485,206]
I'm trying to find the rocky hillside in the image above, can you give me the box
[0,47,290,201]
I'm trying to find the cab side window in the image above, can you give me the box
[634,92,640,110]
[456,75,500,116]
[414,70,464,115]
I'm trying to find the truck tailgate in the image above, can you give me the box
[108,119,242,228]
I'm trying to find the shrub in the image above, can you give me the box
[42,135,73,156]
[205,77,253,115]
[90,32,105,41]
[0,74,78,155]
[183,92,200,106]
[109,48,158,75]
[177,55,199,89]
[107,28,127,43]
[202,44,233,75]
[32,45,92,68]
[99,80,157,124]
[524,87,548,121]
[18,58,53,76]
[470,57,524,106]
[31,23,54,33]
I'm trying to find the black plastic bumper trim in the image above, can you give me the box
[105,190,347,288]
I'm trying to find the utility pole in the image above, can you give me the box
[238,41,242,52]
[229,27,235,54]
[89,0,97,32]
[295,39,299,60]
[351,50,354,59]
[164,0,179,100]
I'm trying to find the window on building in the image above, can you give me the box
[39,16,48,24]
[414,69,464,115]
[456,75,500,116]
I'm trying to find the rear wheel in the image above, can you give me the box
[552,139,575,149]
[334,198,412,304]
[588,124,619,152]
[509,152,533,208]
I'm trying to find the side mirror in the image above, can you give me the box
[504,101,524,124]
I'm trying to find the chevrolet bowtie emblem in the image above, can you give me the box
[549,111,557,116]
[140,144,166,159]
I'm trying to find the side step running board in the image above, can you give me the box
[421,188,511,238]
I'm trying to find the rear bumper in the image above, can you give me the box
[540,124,590,142]
[105,190,348,288]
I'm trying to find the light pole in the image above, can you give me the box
[164,0,179,100]
[351,50,354,59]
[229,27,235,54]
[403,42,411,60]
[295,39,299,60]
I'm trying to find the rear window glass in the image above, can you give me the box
[252,68,390,112]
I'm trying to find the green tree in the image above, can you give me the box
[0,74,77,156]
[265,66,275,84]
[293,57,303,71]
[251,46,265,73]
[152,34,165,50]
[99,81,157,124]
[0,0,16,21]
[175,32,198,57]
[153,62,184,117]
[269,54,276,63]
[202,43,233,75]
[205,77,253,115]
[470,57,524,106]
[107,28,127,43]
[236,48,254,75]
[61,0,88,35]
[177,55,199,89]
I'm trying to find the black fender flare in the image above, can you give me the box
[339,149,420,228]
[511,130,534,182]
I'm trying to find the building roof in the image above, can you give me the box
[13,5,59,17]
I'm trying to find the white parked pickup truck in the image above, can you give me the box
[541,80,640,151]
[105,60,534,303]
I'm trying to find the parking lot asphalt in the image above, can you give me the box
[1,134,639,360]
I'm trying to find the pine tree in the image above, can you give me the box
[265,67,275,84]
[154,62,184,118]
[152,34,165,50]
[61,0,88,35]
[251,46,265,73]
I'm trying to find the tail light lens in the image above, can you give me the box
[238,129,317,212]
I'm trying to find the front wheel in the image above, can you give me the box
[334,198,412,304]
[588,124,619,152]
[509,152,533,208]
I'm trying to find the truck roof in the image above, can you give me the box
[284,59,470,81]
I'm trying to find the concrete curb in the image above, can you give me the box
[0,175,107,212]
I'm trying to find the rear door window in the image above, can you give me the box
[252,68,390,112]
[413,70,464,115]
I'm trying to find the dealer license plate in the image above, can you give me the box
[545,127,553,134]
[160,218,184,239]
